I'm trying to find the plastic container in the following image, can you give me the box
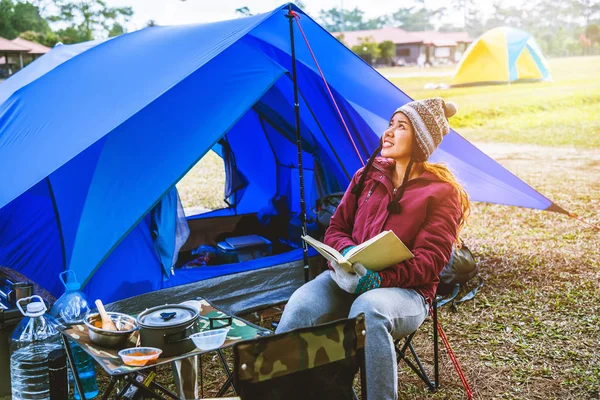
[118,347,162,366]
[50,271,90,324]
[49,271,98,399]
[190,328,229,351]
[217,235,272,264]
[10,295,63,400]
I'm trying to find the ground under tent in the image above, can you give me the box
[0,4,567,315]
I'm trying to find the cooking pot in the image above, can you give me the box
[137,304,200,357]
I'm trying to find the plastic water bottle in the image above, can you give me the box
[69,342,99,399]
[10,295,63,400]
[50,271,98,399]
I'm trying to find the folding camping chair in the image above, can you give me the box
[233,314,367,400]
[395,296,440,392]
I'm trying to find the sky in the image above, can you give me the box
[101,0,494,32]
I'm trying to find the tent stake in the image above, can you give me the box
[286,5,310,283]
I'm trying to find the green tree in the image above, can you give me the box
[19,29,60,47]
[0,0,18,39]
[391,1,444,32]
[235,6,252,17]
[485,2,528,31]
[351,36,381,65]
[573,0,600,25]
[50,0,133,42]
[11,1,50,35]
[0,0,50,40]
[55,25,90,43]
[586,23,600,44]
[391,8,432,31]
[108,22,125,37]
[317,7,388,32]
[378,40,395,65]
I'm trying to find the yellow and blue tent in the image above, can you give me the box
[452,27,551,87]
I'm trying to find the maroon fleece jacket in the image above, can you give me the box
[324,157,462,303]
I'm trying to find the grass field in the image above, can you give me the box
[389,56,600,148]
[146,56,600,399]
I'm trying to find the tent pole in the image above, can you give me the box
[286,5,310,283]
[46,177,67,271]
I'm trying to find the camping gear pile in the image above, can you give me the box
[82,301,213,358]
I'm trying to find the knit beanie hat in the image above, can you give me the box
[395,98,458,162]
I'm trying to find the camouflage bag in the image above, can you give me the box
[234,314,366,400]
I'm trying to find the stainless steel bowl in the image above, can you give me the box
[84,312,138,348]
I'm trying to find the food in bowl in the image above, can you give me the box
[118,347,162,366]
[190,328,229,351]
[84,312,138,348]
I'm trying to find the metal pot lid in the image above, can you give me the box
[137,304,198,328]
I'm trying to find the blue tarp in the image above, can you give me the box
[0,4,565,303]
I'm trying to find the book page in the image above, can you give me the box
[301,236,348,265]
[345,230,388,258]
[346,230,413,272]
[301,236,354,271]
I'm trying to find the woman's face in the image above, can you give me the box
[380,112,414,159]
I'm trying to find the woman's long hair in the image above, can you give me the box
[417,161,470,243]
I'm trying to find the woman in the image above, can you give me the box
[276,98,470,399]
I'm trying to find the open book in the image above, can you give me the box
[302,230,414,273]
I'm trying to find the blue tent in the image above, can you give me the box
[0,4,566,307]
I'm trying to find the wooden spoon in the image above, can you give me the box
[95,299,118,331]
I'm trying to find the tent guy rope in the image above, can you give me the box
[288,10,365,167]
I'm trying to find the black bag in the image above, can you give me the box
[436,242,484,309]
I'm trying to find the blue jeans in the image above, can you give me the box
[276,271,428,400]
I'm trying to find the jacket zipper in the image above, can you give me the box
[363,181,379,202]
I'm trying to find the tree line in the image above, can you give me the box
[1,0,599,58]
[317,0,600,57]
[0,0,132,46]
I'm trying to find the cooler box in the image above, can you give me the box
[217,235,272,264]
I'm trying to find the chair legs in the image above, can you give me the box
[395,298,440,392]
[433,299,439,389]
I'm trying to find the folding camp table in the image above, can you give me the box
[59,297,271,399]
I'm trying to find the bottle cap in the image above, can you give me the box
[26,301,44,313]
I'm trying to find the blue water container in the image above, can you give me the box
[50,271,98,399]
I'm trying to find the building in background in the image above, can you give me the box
[0,37,50,79]
[332,27,471,66]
